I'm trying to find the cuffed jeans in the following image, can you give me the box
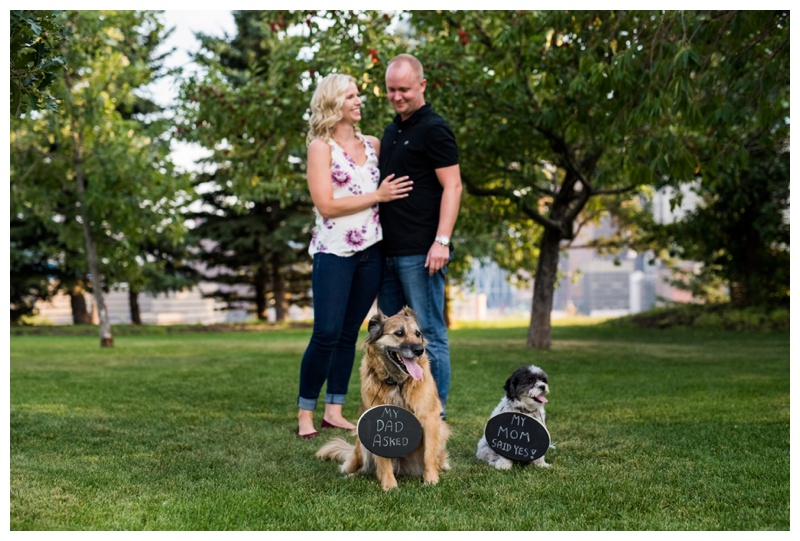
[297,243,382,411]
[377,253,451,414]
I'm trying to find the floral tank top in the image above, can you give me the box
[308,136,382,257]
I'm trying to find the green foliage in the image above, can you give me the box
[11,10,786,341]
[651,133,789,311]
[400,11,722,346]
[177,10,402,203]
[175,11,406,318]
[131,235,201,300]
[10,10,71,116]
[167,10,789,347]
[636,11,790,308]
[187,178,312,321]
[10,11,196,327]
[9,215,60,322]
[11,324,789,529]
[409,11,787,250]
[611,302,789,332]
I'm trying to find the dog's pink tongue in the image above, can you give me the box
[403,357,424,380]
[538,396,548,403]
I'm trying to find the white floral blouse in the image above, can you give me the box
[308,136,382,257]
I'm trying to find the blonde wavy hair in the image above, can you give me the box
[306,73,362,145]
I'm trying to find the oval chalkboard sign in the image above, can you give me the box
[484,412,550,463]
[357,405,423,458]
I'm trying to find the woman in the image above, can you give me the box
[296,73,413,438]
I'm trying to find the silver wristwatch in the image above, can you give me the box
[434,235,450,247]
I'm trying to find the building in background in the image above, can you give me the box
[450,188,700,321]
[33,190,698,325]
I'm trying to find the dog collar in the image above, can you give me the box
[386,376,408,391]
[368,376,406,409]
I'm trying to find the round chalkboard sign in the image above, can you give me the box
[357,405,423,458]
[483,412,550,463]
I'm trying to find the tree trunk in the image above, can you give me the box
[63,66,113,347]
[69,285,92,324]
[72,131,113,347]
[254,272,268,321]
[734,220,764,307]
[527,228,562,350]
[271,254,288,323]
[128,288,142,325]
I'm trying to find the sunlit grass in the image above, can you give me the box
[453,315,610,329]
[10,323,789,530]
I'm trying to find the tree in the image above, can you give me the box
[123,234,201,325]
[176,11,402,319]
[187,177,312,322]
[652,138,789,308]
[167,11,786,344]
[594,11,790,309]
[659,12,789,308]
[176,11,314,321]
[10,10,70,115]
[404,10,789,348]
[10,10,193,345]
[9,214,60,323]
[9,209,98,325]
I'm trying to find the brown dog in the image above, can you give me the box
[316,307,450,490]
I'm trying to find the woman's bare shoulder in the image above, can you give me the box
[308,137,331,152]
[308,137,333,161]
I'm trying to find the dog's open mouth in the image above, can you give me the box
[534,395,549,404]
[388,350,424,381]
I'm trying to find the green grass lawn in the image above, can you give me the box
[9,322,790,530]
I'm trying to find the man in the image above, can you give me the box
[378,53,462,419]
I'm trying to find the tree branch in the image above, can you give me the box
[461,171,561,232]
[592,183,640,196]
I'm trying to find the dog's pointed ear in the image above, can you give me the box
[400,306,417,319]
[366,310,385,344]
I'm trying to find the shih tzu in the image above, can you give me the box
[476,364,552,470]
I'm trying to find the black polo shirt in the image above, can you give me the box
[379,103,459,257]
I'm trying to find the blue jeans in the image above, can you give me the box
[377,254,451,414]
[297,243,383,411]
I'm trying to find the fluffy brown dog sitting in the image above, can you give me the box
[316,307,450,491]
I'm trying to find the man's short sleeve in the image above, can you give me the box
[426,121,459,169]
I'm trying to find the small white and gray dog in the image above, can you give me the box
[476,365,551,470]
